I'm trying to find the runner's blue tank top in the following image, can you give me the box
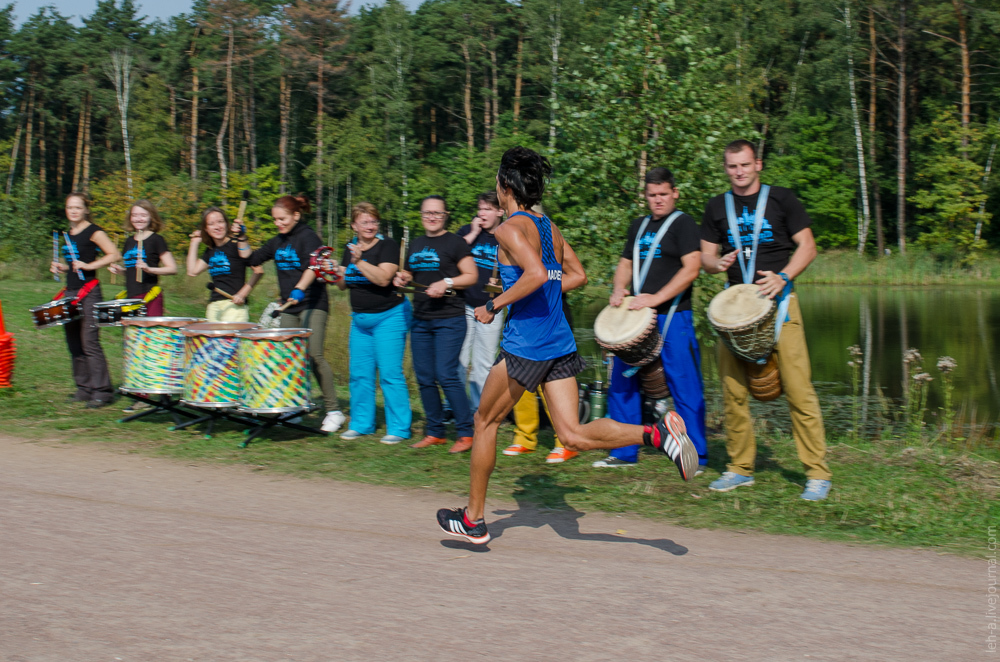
[499,211,577,361]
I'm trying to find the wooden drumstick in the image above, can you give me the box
[396,225,409,297]
[205,282,234,300]
[136,234,144,284]
[52,231,60,282]
[62,232,84,280]
[230,189,250,238]
[484,258,502,296]
[269,298,298,318]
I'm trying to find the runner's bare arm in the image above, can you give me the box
[559,234,587,293]
[489,219,548,311]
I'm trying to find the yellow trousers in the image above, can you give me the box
[206,299,250,323]
[511,389,564,450]
[718,293,831,480]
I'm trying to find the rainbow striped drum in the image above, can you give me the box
[180,322,259,408]
[236,327,312,414]
[121,317,205,394]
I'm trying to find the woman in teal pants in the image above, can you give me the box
[334,203,412,443]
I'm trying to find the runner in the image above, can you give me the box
[436,146,698,544]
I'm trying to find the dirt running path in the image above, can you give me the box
[0,436,983,661]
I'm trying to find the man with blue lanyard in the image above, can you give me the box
[593,167,708,473]
[700,139,832,501]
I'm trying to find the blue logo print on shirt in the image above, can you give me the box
[207,250,232,277]
[408,246,441,272]
[344,263,371,285]
[637,232,663,260]
[122,244,145,268]
[275,244,300,271]
[726,206,774,248]
[471,242,498,270]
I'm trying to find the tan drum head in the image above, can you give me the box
[707,285,774,329]
[122,316,206,328]
[181,322,260,337]
[594,297,655,346]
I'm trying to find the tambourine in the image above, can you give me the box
[308,246,341,284]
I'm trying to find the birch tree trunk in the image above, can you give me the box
[81,98,92,193]
[977,128,997,242]
[279,72,290,193]
[548,0,561,151]
[845,5,872,254]
[896,0,907,255]
[23,84,35,189]
[6,95,27,195]
[869,9,885,256]
[217,30,234,190]
[461,41,474,150]
[513,32,523,133]
[104,51,135,198]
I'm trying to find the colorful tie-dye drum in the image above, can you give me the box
[236,327,312,414]
[180,322,259,408]
[121,317,205,394]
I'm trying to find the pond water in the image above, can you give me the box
[571,285,1000,430]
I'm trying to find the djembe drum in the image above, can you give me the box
[707,284,782,401]
[180,322,259,408]
[593,297,670,399]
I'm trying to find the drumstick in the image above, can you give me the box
[269,298,298,318]
[230,189,250,238]
[52,231,60,282]
[396,226,409,297]
[205,282,234,300]
[484,258,502,295]
[62,232,83,280]
[136,233,144,284]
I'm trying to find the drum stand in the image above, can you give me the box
[239,407,328,447]
[168,406,257,440]
[117,392,198,427]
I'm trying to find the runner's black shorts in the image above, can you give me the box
[495,349,586,394]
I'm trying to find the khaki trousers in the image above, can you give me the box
[511,388,564,450]
[718,293,831,480]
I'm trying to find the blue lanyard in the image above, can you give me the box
[724,184,771,284]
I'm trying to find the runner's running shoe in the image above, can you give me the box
[643,411,698,481]
[436,507,491,544]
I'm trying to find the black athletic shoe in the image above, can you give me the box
[437,507,491,544]
[653,411,699,481]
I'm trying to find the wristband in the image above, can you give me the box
[778,272,790,284]
[485,299,495,314]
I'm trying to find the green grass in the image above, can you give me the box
[1,277,997,557]
[801,249,1000,285]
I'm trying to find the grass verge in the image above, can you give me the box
[801,249,1000,285]
[1,277,997,557]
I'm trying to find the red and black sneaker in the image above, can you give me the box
[437,507,491,544]
[643,411,699,481]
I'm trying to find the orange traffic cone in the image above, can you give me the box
[0,299,15,388]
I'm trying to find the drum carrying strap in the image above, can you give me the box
[53,278,99,304]
[724,184,771,285]
[115,286,162,303]
[623,212,683,379]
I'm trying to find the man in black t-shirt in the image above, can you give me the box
[593,167,708,472]
[700,139,831,500]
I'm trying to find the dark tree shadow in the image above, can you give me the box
[440,474,688,555]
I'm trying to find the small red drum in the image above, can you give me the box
[30,298,80,329]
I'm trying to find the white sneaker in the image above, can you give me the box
[321,410,346,433]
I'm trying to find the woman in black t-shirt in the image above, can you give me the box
[392,195,478,452]
[107,200,177,316]
[238,194,345,433]
[185,206,262,322]
[49,192,120,407]
[332,202,411,443]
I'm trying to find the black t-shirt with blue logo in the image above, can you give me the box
[200,240,248,302]
[62,223,103,290]
[340,237,402,314]
[456,224,499,309]
[406,232,471,320]
[621,212,700,314]
[123,233,169,298]
[701,186,812,287]
[249,221,328,314]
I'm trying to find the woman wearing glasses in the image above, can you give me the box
[333,203,412,444]
[393,195,478,452]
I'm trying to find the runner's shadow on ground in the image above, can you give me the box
[440,474,688,555]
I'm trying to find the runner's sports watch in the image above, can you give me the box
[485,299,495,314]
